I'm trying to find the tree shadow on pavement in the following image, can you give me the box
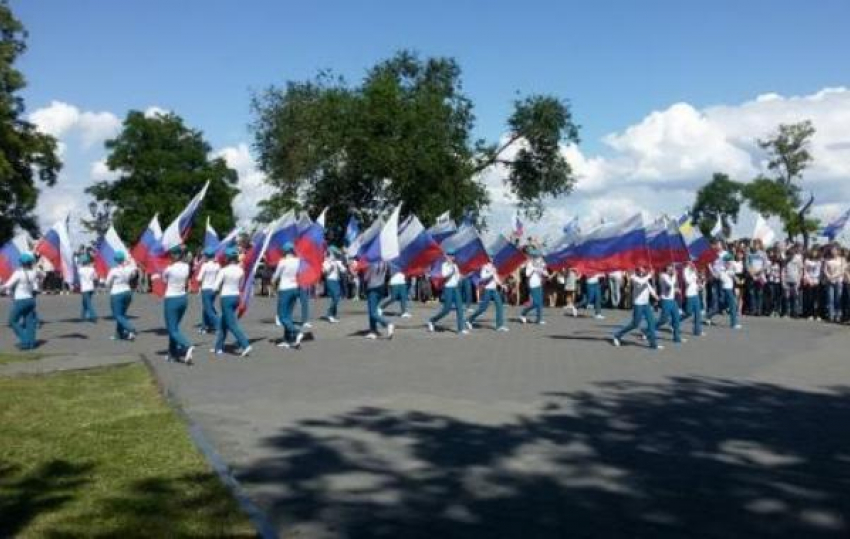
[237,377,850,539]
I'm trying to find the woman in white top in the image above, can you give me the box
[77,253,98,322]
[212,247,251,357]
[272,242,304,349]
[364,258,394,339]
[2,252,40,349]
[802,247,822,320]
[322,246,346,323]
[823,245,844,322]
[427,249,465,335]
[520,250,550,325]
[380,263,411,318]
[105,251,137,341]
[467,261,508,331]
[653,264,684,343]
[161,245,194,363]
[679,261,705,336]
[612,266,662,350]
[195,247,221,334]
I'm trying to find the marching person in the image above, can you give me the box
[654,263,684,344]
[212,247,252,357]
[520,249,549,325]
[297,284,313,329]
[195,247,221,334]
[105,251,137,341]
[2,252,40,350]
[612,266,663,350]
[583,272,605,319]
[708,254,741,329]
[161,246,194,364]
[77,254,98,322]
[561,266,579,317]
[466,260,508,331]
[679,260,705,336]
[427,249,467,334]
[322,246,346,323]
[364,258,394,339]
[273,242,305,349]
[380,263,412,318]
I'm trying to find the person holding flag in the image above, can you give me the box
[653,263,684,344]
[272,242,305,349]
[466,260,508,332]
[195,247,221,334]
[708,254,742,329]
[612,266,663,350]
[322,246,346,323]
[77,254,98,322]
[105,251,138,341]
[680,260,705,336]
[161,246,195,364]
[212,248,252,357]
[1,252,41,350]
[427,249,467,334]
[520,249,550,325]
[361,259,394,339]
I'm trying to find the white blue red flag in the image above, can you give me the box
[545,213,650,274]
[238,225,272,317]
[489,234,527,278]
[316,207,328,229]
[295,212,326,286]
[0,233,33,282]
[131,214,163,272]
[36,216,76,286]
[394,214,443,276]
[678,214,716,266]
[265,211,298,266]
[438,224,490,274]
[821,208,850,241]
[204,216,220,252]
[361,204,401,263]
[428,213,457,244]
[93,225,130,279]
[159,181,210,251]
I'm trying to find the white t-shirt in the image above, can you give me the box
[323,259,345,281]
[163,261,190,297]
[3,269,39,299]
[215,264,244,297]
[825,258,844,284]
[659,273,677,301]
[273,257,300,291]
[720,267,736,290]
[389,271,406,286]
[480,263,500,290]
[441,261,460,288]
[586,273,601,285]
[683,266,699,297]
[78,265,97,293]
[804,259,822,284]
[106,264,136,295]
[196,260,221,290]
[608,271,624,281]
[365,261,388,289]
[525,259,547,289]
[631,274,654,306]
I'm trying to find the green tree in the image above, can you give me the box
[0,1,61,243]
[692,173,743,236]
[250,51,580,239]
[86,111,238,249]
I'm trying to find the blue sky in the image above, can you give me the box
[12,0,850,240]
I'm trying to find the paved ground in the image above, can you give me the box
[2,292,849,538]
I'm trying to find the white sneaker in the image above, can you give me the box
[401,312,412,319]
[377,307,383,317]
[127,332,136,341]
[387,324,395,339]
[733,324,743,330]
[328,316,339,324]
[277,341,291,349]
[611,336,621,347]
[294,332,304,349]
[497,326,509,332]
[460,329,470,335]
[571,306,578,318]
[427,322,435,332]
[240,345,252,357]
[365,333,378,340]
[302,322,313,329]
[275,316,282,326]
[653,345,665,351]
[520,316,527,324]
[465,321,473,330]
[679,338,688,344]
[640,333,647,341]
[538,320,547,325]
[184,346,195,365]
[594,314,605,320]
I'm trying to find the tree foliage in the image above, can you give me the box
[692,173,743,236]
[86,111,238,249]
[251,51,580,238]
[0,1,61,243]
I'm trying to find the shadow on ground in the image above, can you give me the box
[238,377,850,538]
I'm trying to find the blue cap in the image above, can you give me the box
[282,241,295,253]
[79,254,91,264]
[169,245,183,257]
[113,250,126,262]
[224,247,239,260]
[19,252,35,264]
[445,248,457,257]
[203,247,216,258]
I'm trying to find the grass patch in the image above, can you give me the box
[0,353,42,366]
[0,363,255,537]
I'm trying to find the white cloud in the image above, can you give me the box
[212,143,273,227]
[29,100,120,148]
[144,106,169,118]
[90,159,118,182]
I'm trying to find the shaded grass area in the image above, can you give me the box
[0,352,42,366]
[0,363,255,538]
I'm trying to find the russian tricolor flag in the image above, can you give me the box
[361,204,401,264]
[204,217,220,252]
[678,215,717,266]
[159,181,210,251]
[131,214,163,272]
[238,225,272,317]
[395,214,443,276]
[35,217,76,286]
[646,217,689,270]
[94,225,130,278]
[295,212,326,286]
[489,234,527,278]
[439,224,490,275]
[265,211,298,267]
[214,227,242,262]
[428,212,457,244]
[0,233,33,282]
[546,213,650,274]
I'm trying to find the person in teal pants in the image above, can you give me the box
[322,247,346,323]
[105,251,137,341]
[273,242,305,349]
[77,254,98,322]
[467,261,508,331]
[380,263,411,317]
[679,261,705,336]
[364,260,394,339]
[2,252,40,350]
[654,264,683,344]
[195,247,221,334]
[162,246,195,364]
[520,250,550,325]
[212,248,252,357]
[612,267,663,350]
[428,250,467,334]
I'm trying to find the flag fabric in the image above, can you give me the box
[544,213,650,274]
[679,215,717,266]
[710,218,723,238]
[752,215,777,246]
[513,212,524,237]
[131,214,163,271]
[346,216,383,260]
[35,217,76,286]
[428,215,457,244]
[361,204,401,263]
[562,217,580,236]
[394,214,443,276]
[265,211,299,267]
[344,215,360,246]
[295,213,326,286]
[159,181,210,251]
[489,234,527,278]
[204,217,220,252]
[316,207,328,229]
[820,208,850,241]
[93,225,130,278]
[438,224,491,275]
[237,226,273,317]
[0,233,33,282]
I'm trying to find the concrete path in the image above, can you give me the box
[2,293,849,538]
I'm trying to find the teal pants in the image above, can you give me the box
[655,298,682,343]
[215,295,249,351]
[381,283,408,314]
[469,289,504,328]
[299,287,310,325]
[110,292,135,339]
[325,279,341,318]
[164,295,191,358]
[586,282,602,315]
[430,286,465,332]
[680,296,703,335]
[81,291,97,321]
[9,298,37,349]
[367,286,390,332]
[200,289,219,331]
[614,304,658,348]
[277,288,299,342]
[521,286,544,323]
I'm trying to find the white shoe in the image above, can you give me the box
[387,324,395,339]
[277,341,291,349]
[365,333,378,340]
[538,320,547,325]
[465,321,473,330]
[240,345,252,357]
[427,322,435,333]
[571,307,578,317]
[679,338,688,344]
[184,346,195,365]
[611,336,621,347]
[733,324,743,329]
[377,307,383,316]
[640,333,647,341]
[127,332,136,341]
[302,322,312,329]
[460,329,470,335]
[520,316,527,324]
[275,316,282,326]
[294,332,304,349]
[594,314,605,320]
[497,326,509,332]
[327,316,339,324]
[653,345,665,351]
[401,312,412,319]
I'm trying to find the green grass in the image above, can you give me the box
[0,364,255,538]
[0,352,42,365]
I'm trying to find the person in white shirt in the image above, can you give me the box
[802,248,822,320]
[467,261,508,331]
[272,242,305,349]
[612,266,662,349]
[708,255,741,329]
[679,261,705,336]
[520,250,550,325]
[654,264,684,344]
[1,252,40,349]
[428,249,466,334]
[823,245,845,322]
[322,247,346,323]
[77,254,98,322]
[707,239,730,319]
[105,251,137,341]
[783,247,803,317]
[161,246,194,363]
[608,270,624,309]
[212,248,252,356]
[363,258,394,339]
[380,263,411,318]
[195,247,221,334]
[582,272,606,319]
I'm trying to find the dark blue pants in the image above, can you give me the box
[469,289,504,328]
[164,295,191,358]
[430,287,465,332]
[521,286,544,323]
[9,298,37,349]
[655,298,682,343]
[277,288,299,342]
[325,279,341,318]
[381,283,408,314]
[215,295,249,351]
[585,282,602,315]
[298,287,310,325]
[201,289,219,331]
[80,291,97,321]
[367,286,390,332]
[680,295,703,336]
[614,304,658,348]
